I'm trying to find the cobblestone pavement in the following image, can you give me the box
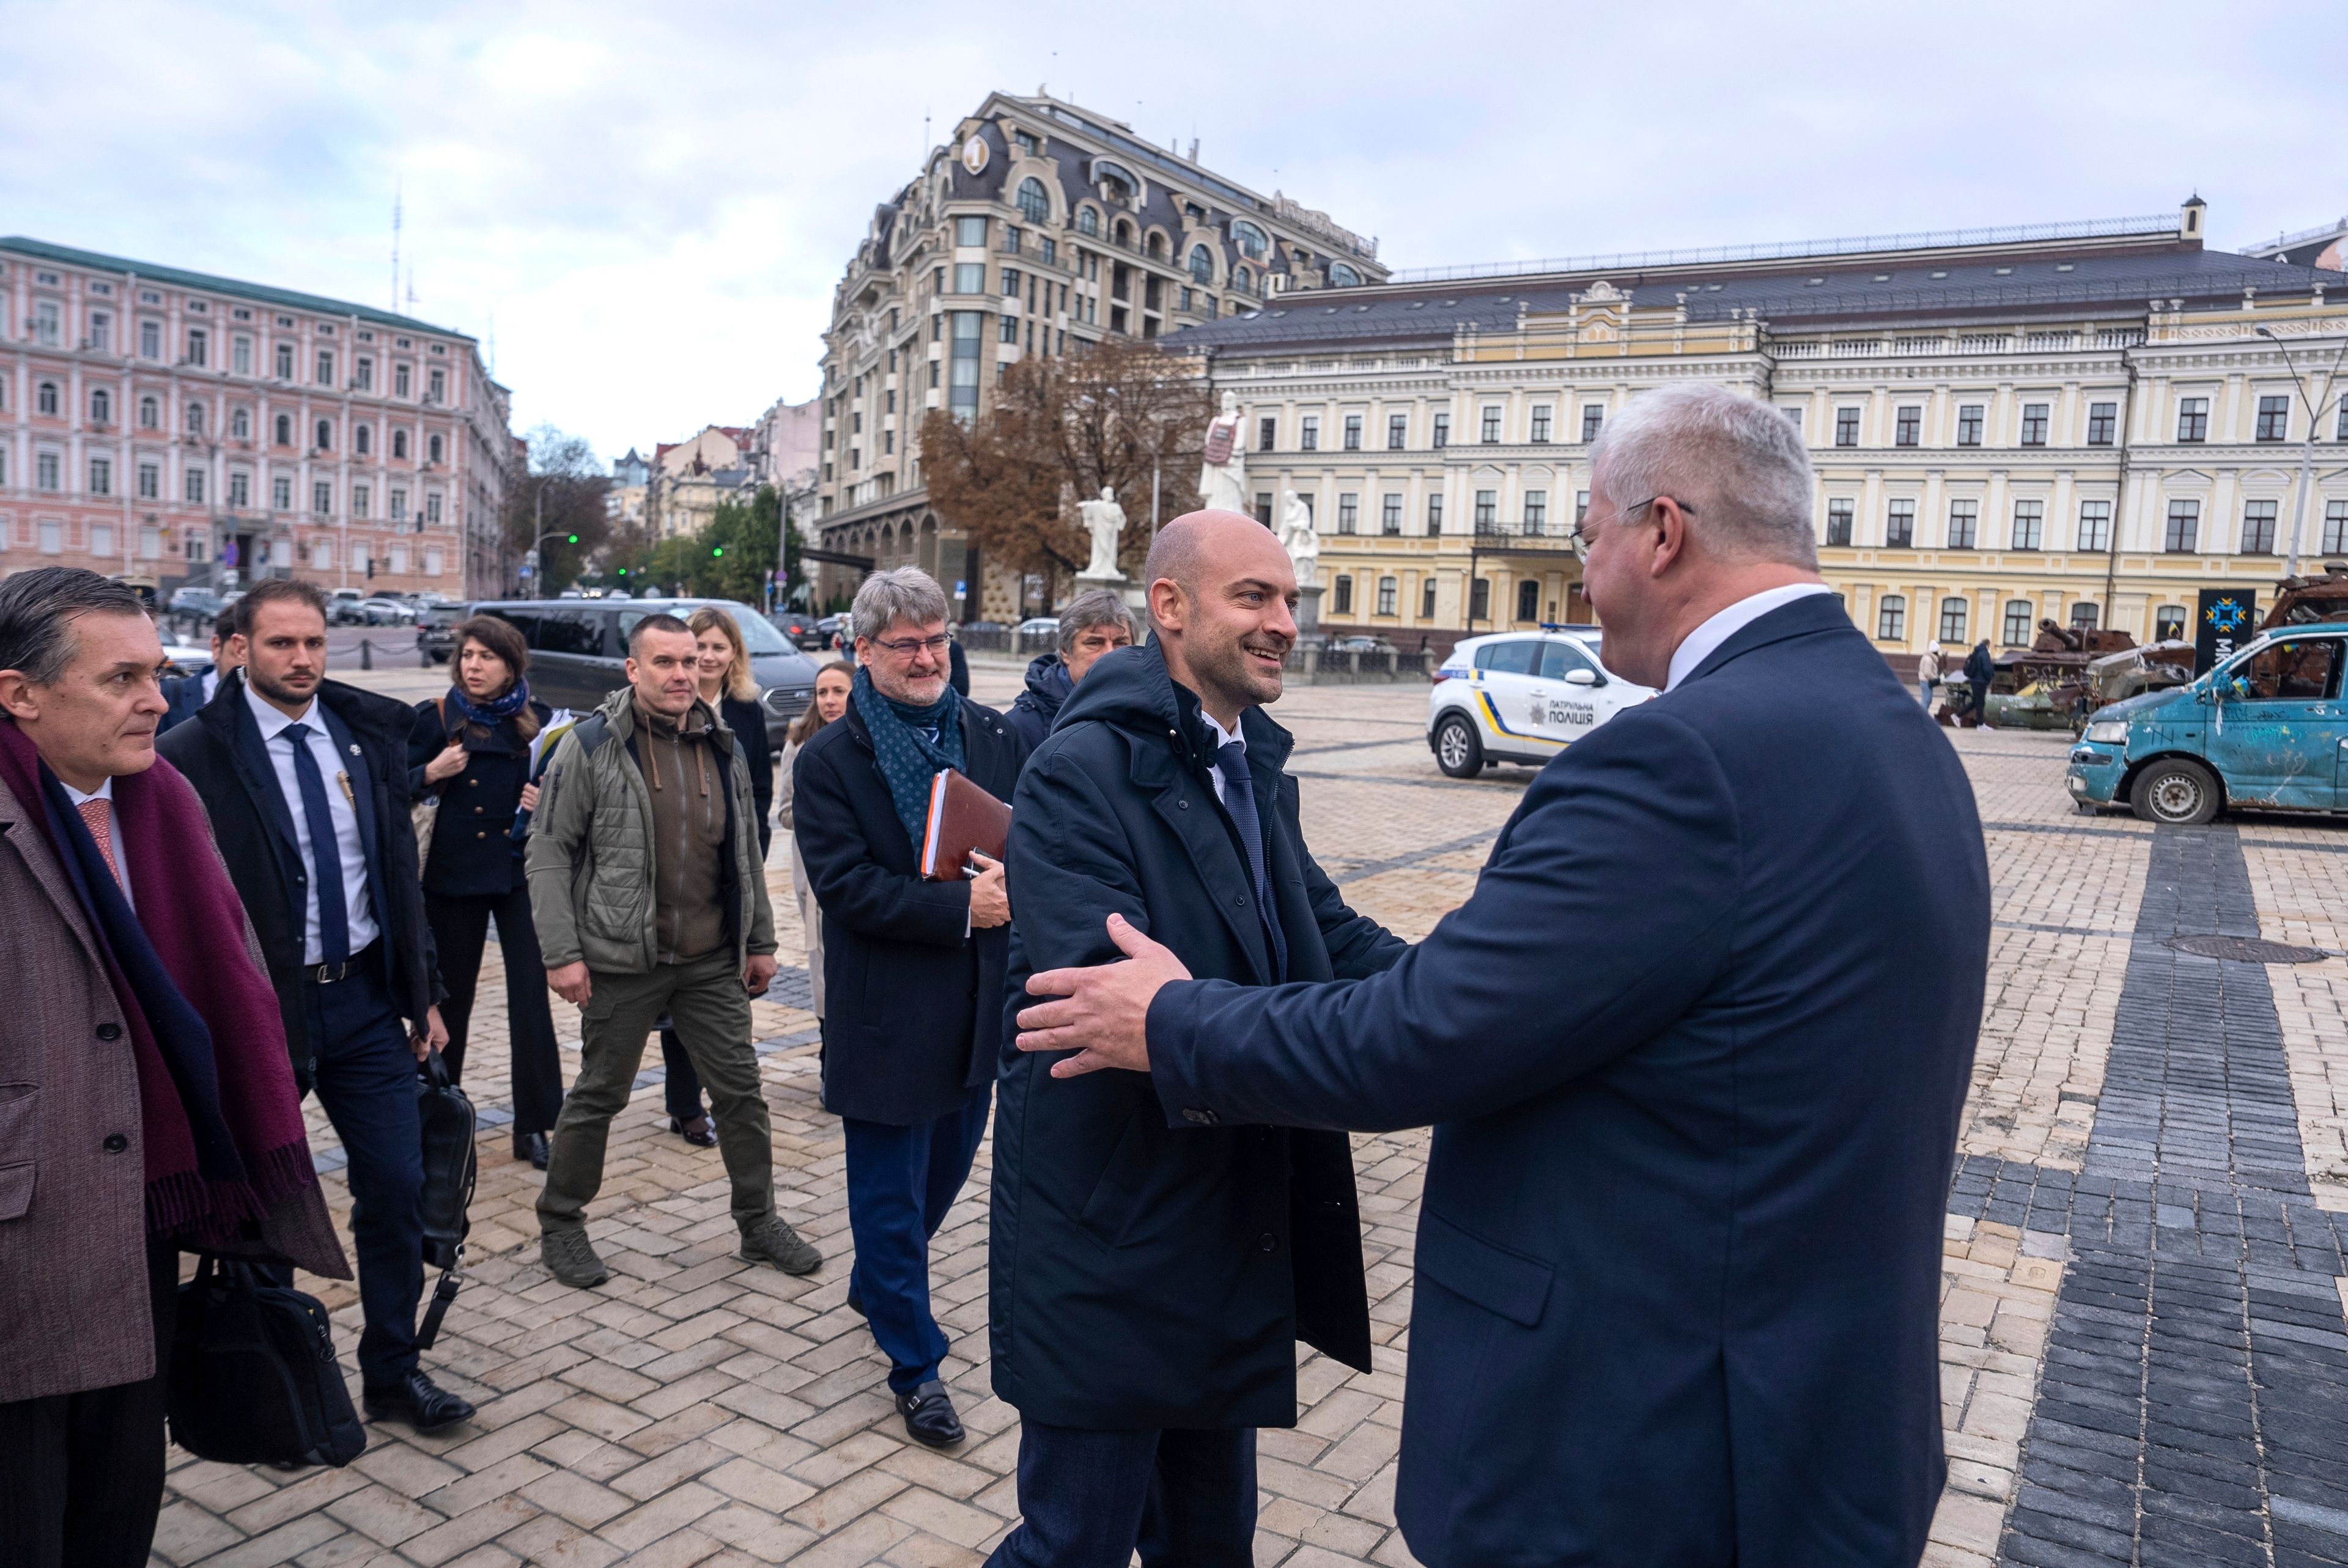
[150,665,2348,1568]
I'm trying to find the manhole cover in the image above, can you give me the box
[2164,935,2331,965]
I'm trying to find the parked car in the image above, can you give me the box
[1425,630,1655,778]
[170,586,228,619]
[356,597,416,625]
[814,613,849,650]
[1016,616,1060,638]
[771,611,824,649]
[158,643,215,679]
[1329,635,1395,654]
[463,598,821,747]
[2065,625,2348,823]
[325,588,369,625]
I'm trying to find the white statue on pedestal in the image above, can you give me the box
[1198,391,1247,513]
[1077,486,1128,580]
[1277,488,1318,587]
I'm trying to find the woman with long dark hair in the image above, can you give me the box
[407,614,564,1168]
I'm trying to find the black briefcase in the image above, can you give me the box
[168,1256,366,1468]
[415,1049,476,1350]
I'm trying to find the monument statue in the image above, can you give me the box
[1198,390,1247,513]
[1277,488,1319,587]
[1077,485,1128,580]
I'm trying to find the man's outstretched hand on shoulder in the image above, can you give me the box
[1016,914,1193,1078]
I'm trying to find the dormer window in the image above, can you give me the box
[1329,262,1362,288]
[1076,205,1099,237]
[1231,219,1269,260]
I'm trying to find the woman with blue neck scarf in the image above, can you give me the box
[407,615,565,1168]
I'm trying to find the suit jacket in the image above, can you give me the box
[1146,595,1990,1568]
[407,696,552,897]
[158,671,440,1091]
[158,671,209,735]
[992,643,1405,1430]
[792,695,1027,1125]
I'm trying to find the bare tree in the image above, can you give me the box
[920,339,1212,588]
[501,425,611,593]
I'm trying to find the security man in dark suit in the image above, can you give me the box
[157,606,240,734]
[157,578,474,1434]
[1013,384,1991,1568]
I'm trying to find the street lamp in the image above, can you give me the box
[2254,325,2348,577]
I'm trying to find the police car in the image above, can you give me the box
[1427,627,1655,778]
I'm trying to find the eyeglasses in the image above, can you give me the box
[1567,495,1690,551]
[870,633,951,658]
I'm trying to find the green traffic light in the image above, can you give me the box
[712,547,724,557]
[567,533,579,544]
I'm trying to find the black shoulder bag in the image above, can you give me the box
[168,1257,367,1468]
[415,1048,476,1350]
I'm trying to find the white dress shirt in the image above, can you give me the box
[1200,708,1242,805]
[244,683,380,963]
[1664,583,1836,693]
[200,668,220,704]
[59,776,132,911]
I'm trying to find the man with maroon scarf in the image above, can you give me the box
[0,568,347,1568]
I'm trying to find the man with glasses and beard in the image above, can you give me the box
[791,568,1028,1448]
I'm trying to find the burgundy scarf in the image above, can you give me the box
[0,718,319,1246]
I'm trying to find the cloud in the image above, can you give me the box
[3,0,2339,462]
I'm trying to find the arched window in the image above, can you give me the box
[1329,262,1362,287]
[427,433,443,464]
[1235,267,1252,295]
[90,387,112,424]
[1231,219,1269,260]
[231,407,250,440]
[393,429,409,460]
[1189,245,1213,283]
[1146,231,1166,260]
[315,418,333,452]
[274,412,292,446]
[185,400,205,435]
[139,395,160,430]
[1114,218,1134,248]
[36,380,59,416]
[1092,159,1137,204]
[1016,177,1049,224]
[355,423,371,456]
[1076,205,1099,237]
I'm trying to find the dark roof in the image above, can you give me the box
[1168,241,2348,355]
[0,236,474,341]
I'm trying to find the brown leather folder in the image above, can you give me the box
[920,768,1011,880]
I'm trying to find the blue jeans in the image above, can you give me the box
[1919,680,1936,707]
[986,1421,1256,1568]
[302,959,426,1388]
[841,1086,991,1393]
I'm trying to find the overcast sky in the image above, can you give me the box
[5,1,2340,465]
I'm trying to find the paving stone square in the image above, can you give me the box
[150,663,2348,1567]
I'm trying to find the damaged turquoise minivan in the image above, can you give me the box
[2066,625,2348,824]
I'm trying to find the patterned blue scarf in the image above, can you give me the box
[852,665,965,852]
[448,677,531,729]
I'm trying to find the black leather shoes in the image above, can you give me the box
[514,1132,549,1169]
[896,1380,964,1448]
[363,1369,475,1433]
[670,1114,717,1148]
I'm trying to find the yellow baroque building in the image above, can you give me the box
[1171,200,2348,665]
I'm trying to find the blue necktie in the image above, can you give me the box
[283,723,350,968]
[1215,741,1287,982]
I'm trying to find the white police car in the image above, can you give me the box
[1427,628,1655,778]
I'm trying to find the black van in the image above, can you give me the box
[456,598,820,748]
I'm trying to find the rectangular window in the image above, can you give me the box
[1332,576,1353,616]
[2240,499,2277,554]
[183,467,205,504]
[2325,499,2348,555]
[427,367,445,403]
[1474,489,1497,528]
[1421,578,1438,619]
[395,362,411,398]
[1834,407,1861,447]
[316,349,334,385]
[426,493,442,525]
[1001,267,1021,297]
[311,540,333,570]
[355,356,372,391]
[88,312,111,353]
[1524,491,1548,533]
[1480,407,1502,444]
[2255,396,2289,442]
[140,525,161,559]
[1040,238,1056,265]
[314,480,333,515]
[88,457,111,495]
[1376,578,1397,617]
[955,215,986,246]
[1002,226,1021,254]
[33,300,60,346]
[948,311,981,422]
[1426,495,1443,536]
[273,474,292,510]
[1343,414,1362,451]
[39,520,62,554]
[1300,416,1319,452]
[1894,406,1921,446]
[423,547,444,576]
[90,523,114,558]
[138,462,159,499]
[1946,499,1979,549]
[139,319,161,359]
[1940,597,1970,644]
[2164,498,2199,552]
[1469,578,1490,621]
[2077,499,2113,552]
[36,452,60,491]
[2086,401,2117,445]
[275,342,294,378]
[229,471,249,509]
[951,262,983,295]
[2019,403,2049,446]
[2177,397,2208,441]
[1422,411,1448,449]
[999,314,1016,343]
[2070,602,2100,631]
[2002,600,2035,647]
[1875,595,1906,642]
[186,328,208,367]
[352,484,371,519]
[1529,405,1552,443]
[1258,416,1277,451]
[1581,405,1604,443]
[1885,498,1914,547]
[1387,413,1406,449]
[2011,499,2043,550]
[1381,494,1403,534]
[1955,404,1984,446]
[1337,494,1359,534]
[232,336,251,375]
[1825,498,1853,547]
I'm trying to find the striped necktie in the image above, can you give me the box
[76,797,123,889]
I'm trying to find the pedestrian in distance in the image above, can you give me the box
[1013,383,1991,1568]
[657,606,782,1146]
[1965,637,1995,726]
[791,567,1030,1448]
[408,614,565,1171]
[527,613,820,1287]
[1002,587,1139,751]
[0,569,347,1568]
[778,658,851,1018]
[986,512,1405,1568]
[1917,638,1944,710]
[155,577,473,1434]
[158,605,242,734]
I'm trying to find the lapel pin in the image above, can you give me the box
[349,744,362,756]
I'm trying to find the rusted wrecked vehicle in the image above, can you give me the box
[1965,622,2144,731]
[2263,562,2348,631]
